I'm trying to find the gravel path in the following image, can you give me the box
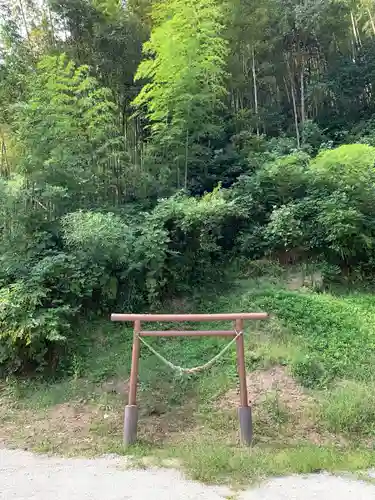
[1,448,375,500]
[238,474,375,499]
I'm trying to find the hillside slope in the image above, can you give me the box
[2,265,375,484]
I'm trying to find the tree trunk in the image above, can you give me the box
[300,57,306,129]
[18,0,31,43]
[355,15,362,46]
[184,128,189,189]
[47,4,56,46]
[283,77,291,103]
[286,58,300,148]
[350,11,360,52]
[0,134,9,178]
[252,47,259,137]
[291,81,300,149]
[368,8,375,36]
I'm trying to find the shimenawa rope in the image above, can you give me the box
[138,330,243,375]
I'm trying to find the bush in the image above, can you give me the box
[315,192,373,264]
[262,190,375,267]
[0,208,171,374]
[236,225,267,259]
[149,187,244,292]
[291,355,327,388]
[235,145,375,268]
[310,144,375,189]
[0,279,75,374]
[301,120,326,154]
[264,201,314,255]
[0,188,245,373]
[0,249,115,373]
[231,152,310,223]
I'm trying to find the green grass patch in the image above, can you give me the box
[320,381,375,436]
[239,287,375,387]
[175,441,375,485]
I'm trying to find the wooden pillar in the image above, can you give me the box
[235,319,252,445]
[124,320,141,446]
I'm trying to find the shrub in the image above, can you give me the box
[149,187,244,292]
[264,202,312,254]
[301,120,326,154]
[291,355,327,388]
[0,279,75,374]
[0,209,171,374]
[315,192,373,264]
[236,225,267,259]
[310,144,375,189]
[231,152,310,223]
[231,144,375,270]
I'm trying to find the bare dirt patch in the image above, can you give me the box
[15,403,102,453]
[0,368,344,455]
[220,366,311,410]
[0,375,198,454]
[139,403,197,444]
[47,402,94,432]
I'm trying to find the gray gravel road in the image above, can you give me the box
[1,449,375,500]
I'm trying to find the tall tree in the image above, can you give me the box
[133,0,229,188]
[14,54,128,213]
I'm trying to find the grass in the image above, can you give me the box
[320,381,375,436]
[178,442,375,485]
[2,264,375,485]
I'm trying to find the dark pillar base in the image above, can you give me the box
[238,406,252,446]
[124,405,138,446]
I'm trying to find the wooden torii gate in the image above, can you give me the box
[111,312,269,446]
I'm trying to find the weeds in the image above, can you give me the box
[249,289,375,386]
[177,440,375,485]
[262,390,290,426]
[320,381,375,436]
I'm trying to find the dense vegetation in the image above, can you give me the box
[1,0,375,376]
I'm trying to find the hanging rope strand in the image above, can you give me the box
[138,330,243,375]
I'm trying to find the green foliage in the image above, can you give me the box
[310,144,375,189]
[149,187,243,292]
[0,183,244,372]
[291,355,327,389]
[231,152,310,222]
[61,210,171,309]
[321,381,375,436]
[62,211,135,262]
[133,0,228,188]
[315,192,372,262]
[229,144,375,268]
[2,0,375,378]
[0,223,166,373]
[256,290,375,386]
[0,280,74,373]
[264,202,311,254]
[15,54,127,211]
